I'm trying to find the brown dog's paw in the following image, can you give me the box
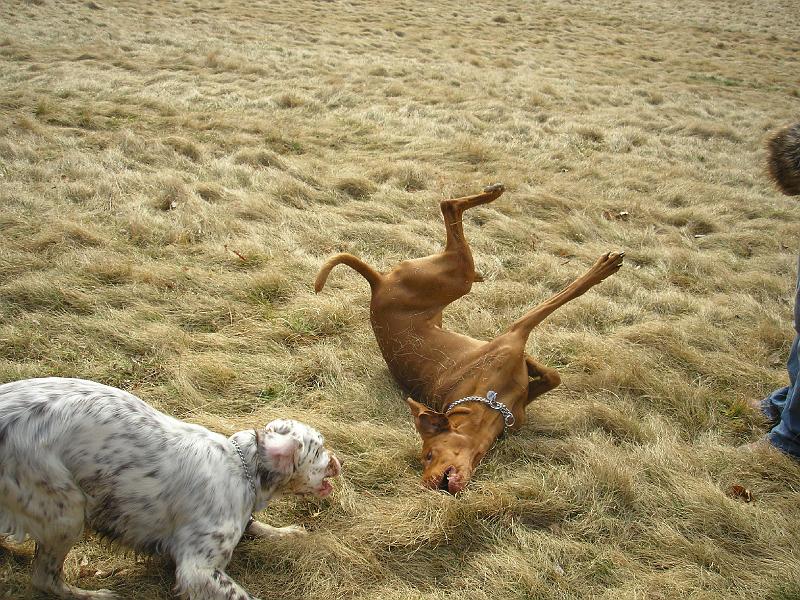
[601,250,625,267]
[589,251,625,281]
[483,183,504,194]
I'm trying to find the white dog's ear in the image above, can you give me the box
[256,430,301,475]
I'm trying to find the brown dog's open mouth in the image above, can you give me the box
[437,467,454,492]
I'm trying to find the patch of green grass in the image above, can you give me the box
[688,73,744,87]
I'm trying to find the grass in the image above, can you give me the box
[2,0,800,598]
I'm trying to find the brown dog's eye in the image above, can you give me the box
[425,451,433,462]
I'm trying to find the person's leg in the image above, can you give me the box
[767,267,800,458]
[768,378,800,459]
[761,335,798,422]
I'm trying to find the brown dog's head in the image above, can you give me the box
[406,398,490,494]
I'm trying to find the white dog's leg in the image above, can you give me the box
[175,558,261,600]
[28,482,116,600]
[245,519,307,539]
[173,524,261,600]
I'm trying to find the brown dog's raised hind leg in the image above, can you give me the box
[433,183,505,290]
[439,183,505,253]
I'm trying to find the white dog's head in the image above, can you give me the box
[256,419,341,498]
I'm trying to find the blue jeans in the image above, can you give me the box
[762,258,800,459]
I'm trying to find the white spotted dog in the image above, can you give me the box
[0,377,341,600]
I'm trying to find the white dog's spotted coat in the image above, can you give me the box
[0,378,341,600]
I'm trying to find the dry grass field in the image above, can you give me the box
[2,0,800,598]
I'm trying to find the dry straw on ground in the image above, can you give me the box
[2,0,800,598]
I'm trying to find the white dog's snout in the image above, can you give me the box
[326,453,342,478]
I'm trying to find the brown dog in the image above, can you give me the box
[315,184,624,492]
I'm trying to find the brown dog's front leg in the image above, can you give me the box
[524,355,561,405]
[508,251,624,340]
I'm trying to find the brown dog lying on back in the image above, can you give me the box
[315,184,624,492]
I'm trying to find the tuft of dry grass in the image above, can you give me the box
[2,0,800,599]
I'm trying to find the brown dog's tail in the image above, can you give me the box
[314,253,383,293]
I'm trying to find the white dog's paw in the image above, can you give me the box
[274,525,308,537]
[247,520,308,539]
[66,586,117,600]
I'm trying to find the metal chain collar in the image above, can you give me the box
[445,390,516,435]
[231,437,257,496]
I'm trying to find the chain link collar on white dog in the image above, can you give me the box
[445,390,516,436]
[231,437,257,496]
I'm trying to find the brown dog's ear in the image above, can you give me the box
[405,397,450,437]
[417,412,450,436]
[405,397,428,418]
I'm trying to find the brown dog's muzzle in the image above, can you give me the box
[426,466,465,494]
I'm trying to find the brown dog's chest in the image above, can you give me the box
[370,312,528,410]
